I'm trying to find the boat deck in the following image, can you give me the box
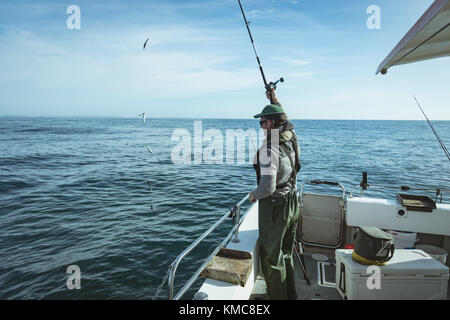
[194,194,450,300]
[250,246,450,300]
[250,247,341,300]
[293,250,341,300]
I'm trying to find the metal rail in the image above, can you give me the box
[167,193,250,300]
[350,184,450,202]
[350,172,450,201]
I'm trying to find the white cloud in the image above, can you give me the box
[286,71,314,78]
[271,57,310,66]
[287,86,448,120]
[246,8,276,19]
[0,24,264,116]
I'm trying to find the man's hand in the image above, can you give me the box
[266,88,278,104]
[249,192,257,203]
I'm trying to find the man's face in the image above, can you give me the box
[259,117,273,135]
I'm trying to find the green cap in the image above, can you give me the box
[253,104,285,118]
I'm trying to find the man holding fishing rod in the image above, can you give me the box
[249,87,301,300]
[238,0,301,300]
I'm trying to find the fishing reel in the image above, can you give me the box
[266,77,284,91]
[266,77,284,104]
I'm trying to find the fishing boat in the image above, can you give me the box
[166,0,450,300]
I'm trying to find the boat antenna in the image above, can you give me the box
[413,95,450,161]
[237,0,284,104]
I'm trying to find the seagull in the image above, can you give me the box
[146,179,153,191]
[138,112,146,124]
[143,38,149,50]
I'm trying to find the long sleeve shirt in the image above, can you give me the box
[251,123,300,199]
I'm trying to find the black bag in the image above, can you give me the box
[353,226,394,264]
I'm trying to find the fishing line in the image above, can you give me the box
[147,179,155,211]
[413,95,450,161]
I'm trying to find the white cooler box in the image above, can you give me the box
[335,249,449,300]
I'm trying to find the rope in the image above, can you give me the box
[152,269,170,300]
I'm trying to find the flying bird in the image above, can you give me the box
[146,179,153,191]
[138,112,146,124]
[143,38,149,50]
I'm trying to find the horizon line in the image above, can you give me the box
[1,115,449,121]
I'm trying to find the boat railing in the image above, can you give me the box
[349,172,449,201]
[350,183,450,202]
[167,193,250,300]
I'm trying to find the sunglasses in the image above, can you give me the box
[259,119,268,126]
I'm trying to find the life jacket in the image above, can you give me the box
[253,129,301,191]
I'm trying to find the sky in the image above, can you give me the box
[0,0,449,120]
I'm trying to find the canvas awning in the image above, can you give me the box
[376,0,450,74]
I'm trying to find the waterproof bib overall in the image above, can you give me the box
[255,129,300,300]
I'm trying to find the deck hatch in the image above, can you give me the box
[200,248,253,287]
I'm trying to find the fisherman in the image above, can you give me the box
[249,88,301,300]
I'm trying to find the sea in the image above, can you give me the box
[0,117,449,300]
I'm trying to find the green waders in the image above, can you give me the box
[258,189,300,300]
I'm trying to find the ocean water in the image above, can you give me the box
[0,117,449,300]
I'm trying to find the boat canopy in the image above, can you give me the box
[376,0,450,74]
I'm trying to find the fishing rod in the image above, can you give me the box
[237,0,284,104]
[413,95,450,161]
